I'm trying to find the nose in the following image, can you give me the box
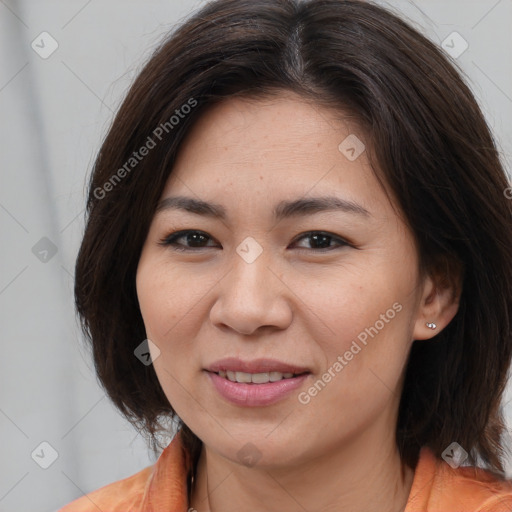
[209,245,293,336]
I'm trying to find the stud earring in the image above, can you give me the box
[426,322,437,329]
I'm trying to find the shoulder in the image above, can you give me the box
[57,431,191,512]
[442,464,512,511]
[57,464,154,512]
[406,447,512,512]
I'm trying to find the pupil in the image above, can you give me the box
[189,233,206,247]
[312,234,330,248]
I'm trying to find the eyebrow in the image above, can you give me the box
[156,195,370,221]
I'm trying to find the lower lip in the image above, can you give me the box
[206,371,310,407]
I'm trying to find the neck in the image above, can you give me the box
[189,431,415,512]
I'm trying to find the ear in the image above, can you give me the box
[412,257,463,341]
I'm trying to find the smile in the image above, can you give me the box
[216,370,305,384]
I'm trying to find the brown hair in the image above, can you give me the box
[75,0,512,486]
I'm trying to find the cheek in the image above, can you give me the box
[136,256,196,341]
[314,267,415,391]
[321,269,401,338]
[136,260,168,338]
[136,258,199,402]
[321,295,408,382]
[135,255,222,384]
[307,304,412,435]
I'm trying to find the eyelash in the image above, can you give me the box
[158,230,351,253]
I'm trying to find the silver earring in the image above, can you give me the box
[426,322,437,329]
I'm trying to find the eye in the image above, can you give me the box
[159,229,350,253]
[290,231,350,252]
[159,230,218,252]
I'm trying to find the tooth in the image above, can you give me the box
[235,371,252,383]
[251,372,270,384]
[219,370,299,383]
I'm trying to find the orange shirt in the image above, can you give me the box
[58,431,512,512]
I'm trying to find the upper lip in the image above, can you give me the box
[205,357,311,374]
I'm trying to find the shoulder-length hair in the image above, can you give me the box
[75,0,512,481]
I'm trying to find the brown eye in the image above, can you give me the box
[158,230,351,253]
[159,230,218,252]
[290,231,350,252]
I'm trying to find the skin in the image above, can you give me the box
[136,91,460,512]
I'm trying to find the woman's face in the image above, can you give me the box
[136,92,435,467]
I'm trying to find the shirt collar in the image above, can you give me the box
[140,429,193,511]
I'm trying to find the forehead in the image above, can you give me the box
[160,92,391,220]
[176,93,358,159]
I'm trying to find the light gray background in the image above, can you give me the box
[0,1,511,511]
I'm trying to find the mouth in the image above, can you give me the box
[205,357,311,383]
[210,369,310,384]
[204,358,312,406]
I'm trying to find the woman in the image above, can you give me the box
[59,0,512,510]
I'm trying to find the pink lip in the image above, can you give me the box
[205,357,310,374]
[206,371,310,407]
